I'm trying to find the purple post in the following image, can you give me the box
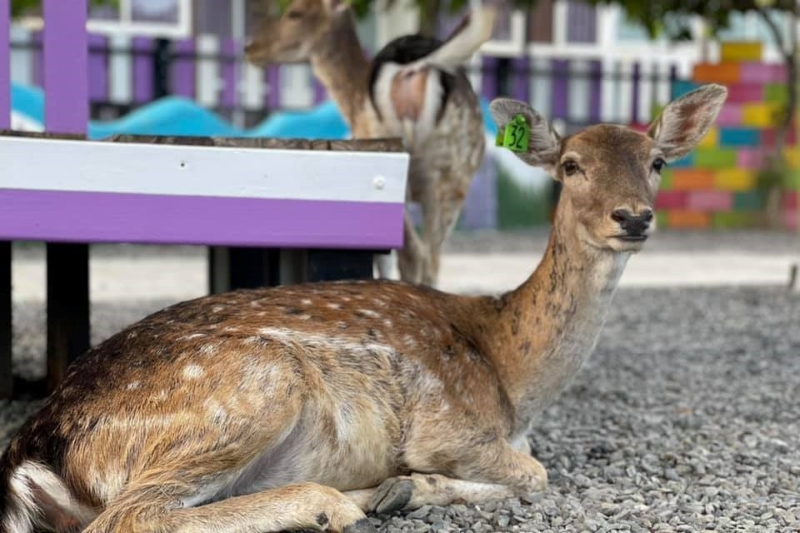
[481,56,499,100]
[0,0,9,129]
[43,0,88,133]
[588,60,602,124]
[552,59,569,120]
[267,66,281,110]
[511,57,530,103]
[133,37,154,104]
[220,38,238,109]
[313,77,327,105]
[631,62,641,125]
[31,31,43,88]
[88,34,109,104]
[172,38,196,99]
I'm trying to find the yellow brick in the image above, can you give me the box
[699,127,719,148]
[742,103,781,127]
[720,41,763,62]
[786,148,800,169]
[714,168,757,191]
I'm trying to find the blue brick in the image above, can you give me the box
[671,80,701,101]
[669,153,696,168]
[719,127,762,147]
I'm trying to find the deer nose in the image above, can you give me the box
[611,208,653,236]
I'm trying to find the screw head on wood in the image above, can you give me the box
[374,176,386,190]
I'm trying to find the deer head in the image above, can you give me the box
[490,84,728,253]
[245,0,352,66]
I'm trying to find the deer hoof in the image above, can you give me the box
[343,517,378,533]
[369,478,414,514]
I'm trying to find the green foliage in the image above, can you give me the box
[11,0,117,18]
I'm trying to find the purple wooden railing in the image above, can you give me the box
[0,0,8,130]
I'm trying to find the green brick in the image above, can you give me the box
[659,169,673,190]
[713,211,757,228]
[764,83,789,104]
[695,148,738,169]
[656,211,669,228]
[733,191,764,210]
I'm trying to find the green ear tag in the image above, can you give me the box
[501,114,530,153]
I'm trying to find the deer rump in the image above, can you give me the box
[367,10,492,143]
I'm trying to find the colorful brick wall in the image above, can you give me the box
[655,41,799,231]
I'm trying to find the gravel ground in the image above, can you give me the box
[1,285,798,532]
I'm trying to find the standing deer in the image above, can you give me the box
[0,84,727,533]
[244,0,496,287]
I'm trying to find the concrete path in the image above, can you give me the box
[10,249,798,303]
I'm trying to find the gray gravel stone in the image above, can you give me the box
[1,285,799,532]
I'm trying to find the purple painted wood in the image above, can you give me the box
[133,37,154,103]
[220,38,238,108]
[511,56,530,103]
[0,0,8,130]
[631,62,641,124]
[43,0,88,134]
[88,34,109,103]
[0,190,405,249]
[589,60,602,123]
[267,66,281,109]
[171,38,196,99]
[459,153,498,230]
[551,59,569,119]
[481,56,499,101]
[313,77,327,105]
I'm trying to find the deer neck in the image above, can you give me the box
[489,198,630,436]
[309,13,371,128]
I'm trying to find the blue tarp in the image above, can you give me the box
[9,81,499,140]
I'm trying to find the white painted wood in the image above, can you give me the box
[280,65,314,109]
[530,58,552,119]
[196,35,220,108]
[109,34,133,105]
[9,26,33,87]
[0,137,410,204]
[616,60,632,125]
[242,63,265,110]
[637,61,653,124]
[567,59,589,124]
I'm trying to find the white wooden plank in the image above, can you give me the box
[10,26,33,86]
[109,34,133,104]
[280,64,314,109]
[530,57,552,118]
[567,59,590,124]
[196,34,220,108]
[0,137,409,204]
[242,63,265,110]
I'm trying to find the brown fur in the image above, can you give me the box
[244,0,493,287]
[0,85,727,533]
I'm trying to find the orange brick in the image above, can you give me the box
[693,62,741,84]
[671,169,716,190]
[668,210,711,228]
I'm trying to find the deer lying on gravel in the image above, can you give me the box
[245,0,496,287]
[0,84,726,533]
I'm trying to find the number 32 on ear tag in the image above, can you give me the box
[495,114,530,153]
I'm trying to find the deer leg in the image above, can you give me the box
[420,189,463,288]
[396,208,426,285]
[355,440,547,514]
[83,481,375,533]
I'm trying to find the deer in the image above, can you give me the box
[244,0,497,288]
[0,84,727,533]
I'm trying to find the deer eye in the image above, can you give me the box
[562,160,580,177]
[286,10,303,19]
[652,158,666,172]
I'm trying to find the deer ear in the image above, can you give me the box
[490,97,561,175]
[648,84,728,162]
[323,0,349,13]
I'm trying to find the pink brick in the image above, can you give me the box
[727,83,764,103]
[740,62,787,83]
[783,191,798,210]
[655,191,687,209]
[687,191,733,211]
[783,210,798,230]
[737,148,766,169]
[716,103,743,126]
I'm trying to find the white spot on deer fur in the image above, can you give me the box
[152,390,169,402]
[301,299,312,305]
[128,331,138,339]
[200,343,219,356]
[183,364,205,379]
[383,319,393,328]
[126,381,141,390]
[181,333,207,341]
[9,462,97,531]
[204,398,228,423]
[258,327,395,359]
[327,303,341,310]
[223,326,240,333]
[359,309,380,319]
[212,305,225,313]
